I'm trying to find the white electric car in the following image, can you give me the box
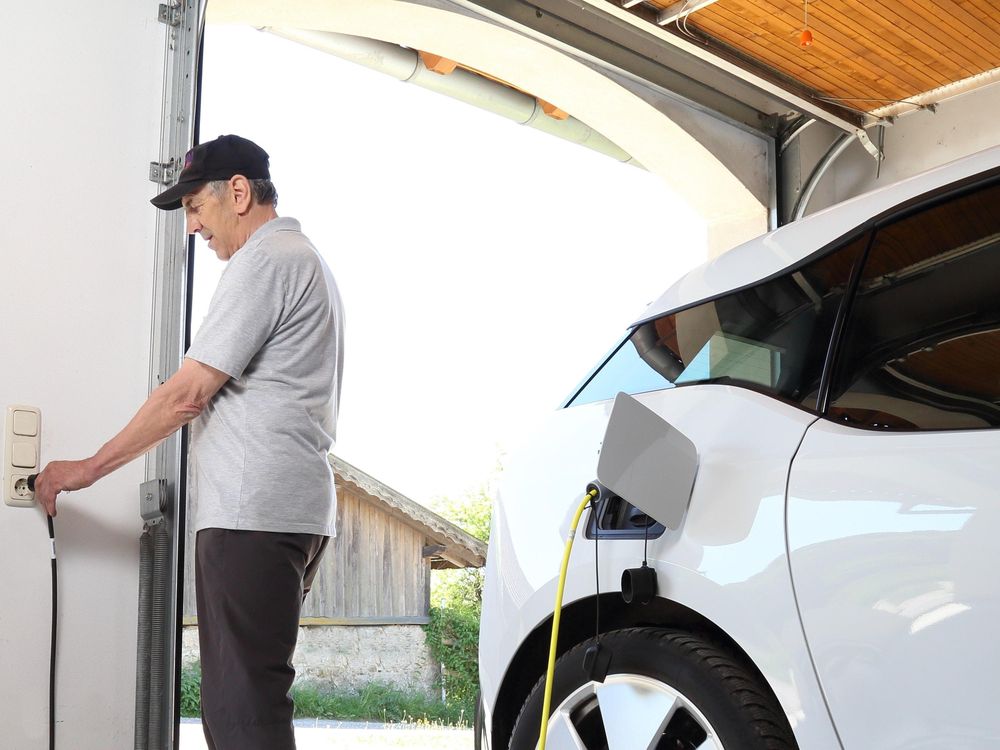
[479,145,1000,750]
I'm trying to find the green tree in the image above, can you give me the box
[428,487,491,615]
[424,486,493,718]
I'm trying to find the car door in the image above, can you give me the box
[787,176,1000,749]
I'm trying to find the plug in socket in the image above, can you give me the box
[13,477,33,499]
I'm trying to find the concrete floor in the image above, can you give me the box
[178,719,474,749]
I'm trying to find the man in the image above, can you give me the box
[34,134,345,750]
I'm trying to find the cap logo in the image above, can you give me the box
[183,148,195,170]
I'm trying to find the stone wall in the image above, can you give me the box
[181,624,441,697]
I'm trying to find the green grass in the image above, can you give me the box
[180,665,203,717]
[180,666,469,727]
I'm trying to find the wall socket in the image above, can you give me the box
[5,405,41,508]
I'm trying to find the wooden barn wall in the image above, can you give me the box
[183,486,430,621]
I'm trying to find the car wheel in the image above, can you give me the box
[508,627,797,750]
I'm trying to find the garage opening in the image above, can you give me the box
[178,21,707,748]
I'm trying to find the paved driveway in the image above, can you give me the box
[179,719,473,749]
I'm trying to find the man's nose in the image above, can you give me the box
[185,214,202,235]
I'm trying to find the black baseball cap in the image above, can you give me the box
[151,134,270,210]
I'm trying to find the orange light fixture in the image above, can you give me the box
[800,0,814,48]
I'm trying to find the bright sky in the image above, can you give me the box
[193,25,707,505]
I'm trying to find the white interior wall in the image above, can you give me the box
[0,3,168,748]
[798,81,1000,216]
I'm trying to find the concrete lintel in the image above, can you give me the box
[209,0,770,254]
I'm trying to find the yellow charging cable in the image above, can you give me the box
[537,487,599,750]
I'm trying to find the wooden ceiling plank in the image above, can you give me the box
[704,1,916,98]
[824,0,954,64]
[637,0,998,110]
[924,0,1000,62]
[808,0,995,70]
[703,0,964,103]
[816,1,965,90]
[703,11,882,97]
[960,0,1000,26]
[882,4,991,76]
[961,0,1000,21]
[904,0,1000,66]
[691,7,867,96]
[699,2,873,90]
[839,0,969,75]
[698,2,913,99]
[734,0,949,92]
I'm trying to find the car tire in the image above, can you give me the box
[508,627,797,750]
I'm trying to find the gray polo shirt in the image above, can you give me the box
[186,217,344,536]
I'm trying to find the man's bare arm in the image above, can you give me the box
[33,358,230,516]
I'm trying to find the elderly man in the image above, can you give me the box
[34,134,345,750]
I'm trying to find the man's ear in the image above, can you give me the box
[230,175,253,213]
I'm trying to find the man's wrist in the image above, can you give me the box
[82,455,104,488]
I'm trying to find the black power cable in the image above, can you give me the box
[583,489,611,684]
[28,474,57,750]
[591,494,600,643]
[47,514,57,750]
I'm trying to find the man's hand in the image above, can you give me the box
[30,358,227,518]
[34,460,96,517]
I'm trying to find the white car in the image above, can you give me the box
[479,145,1000,750]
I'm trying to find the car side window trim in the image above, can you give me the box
[815,230,874,414]
[820,173,1000,431]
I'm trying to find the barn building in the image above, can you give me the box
[181,456,487,694]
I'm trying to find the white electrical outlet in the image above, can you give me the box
[5,405,41,508]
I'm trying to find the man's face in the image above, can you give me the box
[182,182,240,260]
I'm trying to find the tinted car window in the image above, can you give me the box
[570,235,867,408]
[828,180,1000,430]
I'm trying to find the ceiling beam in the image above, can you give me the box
[428,0,782,134]
[441,0,868,130]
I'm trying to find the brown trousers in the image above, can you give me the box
[195,528,329,750]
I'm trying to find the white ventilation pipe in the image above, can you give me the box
[264,27,640,167]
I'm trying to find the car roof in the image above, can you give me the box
[634,144,1000,326]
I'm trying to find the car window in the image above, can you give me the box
[828,180,1000,430]
[569,235,867,408]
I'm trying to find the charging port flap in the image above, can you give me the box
[596,393,697,530]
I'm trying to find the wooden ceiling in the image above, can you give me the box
[624,0,1000,115]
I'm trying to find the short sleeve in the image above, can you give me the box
[186,251,285,379]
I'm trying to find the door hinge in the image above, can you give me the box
[149,160,176,185]
[157,3,182,26]
[855,128,885,161]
